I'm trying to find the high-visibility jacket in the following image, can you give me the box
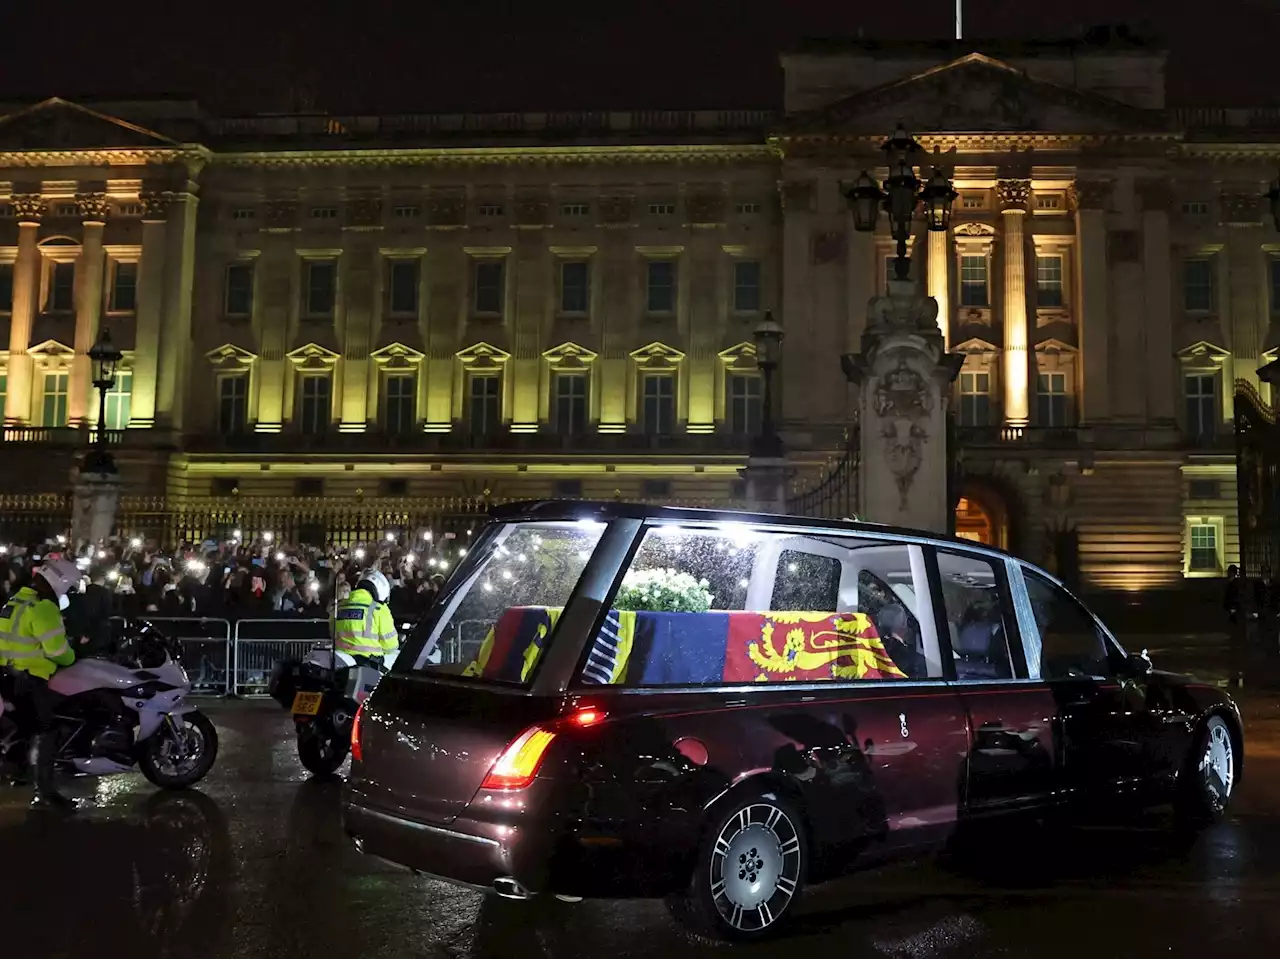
[332,588,399,659]
[0,586,75,680]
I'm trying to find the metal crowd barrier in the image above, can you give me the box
[109,616,233,697]
[232,618,332,697]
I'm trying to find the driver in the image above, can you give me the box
[0,558,80,808]
[332,567,399,669]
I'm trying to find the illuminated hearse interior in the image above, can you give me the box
[405,511,1021,688]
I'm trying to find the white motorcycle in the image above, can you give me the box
[268,645,398,777]
[0,620,219,790]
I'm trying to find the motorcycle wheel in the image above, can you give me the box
[297,726,350,778]
[139,711,220,790]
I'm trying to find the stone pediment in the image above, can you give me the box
[0,98,181,152]
[1177,340,1231,369]
[784,53,1167,136]
[952,336,999,356]
[370,341,424,368]
[206,343,257,371]
[1034,337,1078,355]
[286,342,340,370]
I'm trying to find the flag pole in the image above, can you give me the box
[955,0,962,39]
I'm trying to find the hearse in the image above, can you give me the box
[342,501,1242,941]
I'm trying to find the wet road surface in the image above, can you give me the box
[3,681,1280,959]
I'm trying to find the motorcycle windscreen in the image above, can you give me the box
[350,674,557,825]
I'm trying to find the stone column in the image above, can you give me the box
[997,178,1032,427]
[155,188,199,430]
[1072,179,1112,424]
[340,192,383,431]
[927,227,951,349]
[69,194,110,426]
[5,194,46,425]
[256,201,300,431]
[845,279,960,533]
[71,468,121,549]
[1138,179,1176,424]
[129,209,167,428]
[1222,188,1268,386]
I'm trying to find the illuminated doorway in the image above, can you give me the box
[955,485,1010,550]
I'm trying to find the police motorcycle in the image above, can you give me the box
[0,619,219,790]
[268,644,398,777]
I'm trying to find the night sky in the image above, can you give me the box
[8,0,1279,115]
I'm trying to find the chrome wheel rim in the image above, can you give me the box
[709,803,801,932]
[153,720,206,778]
[1200,720,1235,810]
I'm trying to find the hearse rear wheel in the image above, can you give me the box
[1175,714,1237,830]
[667,792,807,943]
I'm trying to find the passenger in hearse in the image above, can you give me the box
[873,603,924,679]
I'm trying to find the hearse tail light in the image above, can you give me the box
[571,708,607,727]
[351,703,365,762]
[481,726,558,790]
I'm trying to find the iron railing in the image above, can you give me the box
[1235,381,1280,579]
[785,427,859,520]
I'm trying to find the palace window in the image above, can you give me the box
[217,374,248,435]
[109,261,137,313]
[0,263,12,312]
[553,372,588,433]
[728,373,762,435]
[225,263,254,317]
[310,207,338,220]
[41,371,69,427]
[388,261,419,317]
[468,375,501,435]
[231,207,256,221]
[473,260,504,316]
[104,371,132,430]
[733,260,761,313]
[958,371,992,427]
[1184,374,1217,442]
[1035,255,1064,308]
[642,373,676,435]
[560,260,589,314]
[1189,523,1221,572]
[959,255,988,307]
[734,201,761,215]
[298,375,331,435]
[393,205,420,218]
[48,261,75,313]
[648,202,676,216]
[477,203,504,217]
[1181,200,1210,216]
[1036,372,1069,427]
[304,261,337,317]
[561,202,589,217]
[383,373,416,435]
[646,260,676,313]
[960,194,986,210]
[1182,258,1214,313]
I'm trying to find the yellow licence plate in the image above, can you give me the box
[291,691,324,716]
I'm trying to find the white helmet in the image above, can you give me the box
[38,558,82,599]
[360,568,391,603]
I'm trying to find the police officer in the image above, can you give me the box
[0,557,80,807]
[332,568,399,668]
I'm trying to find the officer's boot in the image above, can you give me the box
[29,733,73,810]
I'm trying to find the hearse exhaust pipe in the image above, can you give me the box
[493,877,532,900]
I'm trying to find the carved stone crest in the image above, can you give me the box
[874,359,933,419]
[779,180,815,213]
[882,419,929,511]
[345,195,383,228]
[75,192,110,223]
[598,195,635,225]
[10,193,47,223]
[262,199,297,230]
[995,179,1032,213]
[427,196,466,227]
[811,230,846,265]
[927,72,1038,131]
[872,359,936,511]
[953,221,996,237]
[685,192,725,226]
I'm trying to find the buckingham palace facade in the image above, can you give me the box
[0,34,1274,591]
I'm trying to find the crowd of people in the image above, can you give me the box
[0,531,460,633]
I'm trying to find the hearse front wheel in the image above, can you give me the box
[1176,714,1238,829]
[667,792,807,942]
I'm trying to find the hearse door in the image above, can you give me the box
[1018,567,1159,806]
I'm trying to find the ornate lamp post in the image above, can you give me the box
[846,123,958,281]
[86,327,122,475]
[752,310,785,459]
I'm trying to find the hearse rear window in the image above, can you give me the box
[401,520,605,683]
[580,524,943,687]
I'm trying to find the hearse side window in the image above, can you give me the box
[1022,569,1114,680]
[400,520,606,684]
[934,550,1015,681]
[578,525,944,687]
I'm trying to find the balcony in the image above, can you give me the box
[956,425,1083,448]
[181,429,754,456]
[0,426,135,447]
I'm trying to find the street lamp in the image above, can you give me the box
[845,123,957,283]
[85,327,122,474]
[752,310,785,459]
